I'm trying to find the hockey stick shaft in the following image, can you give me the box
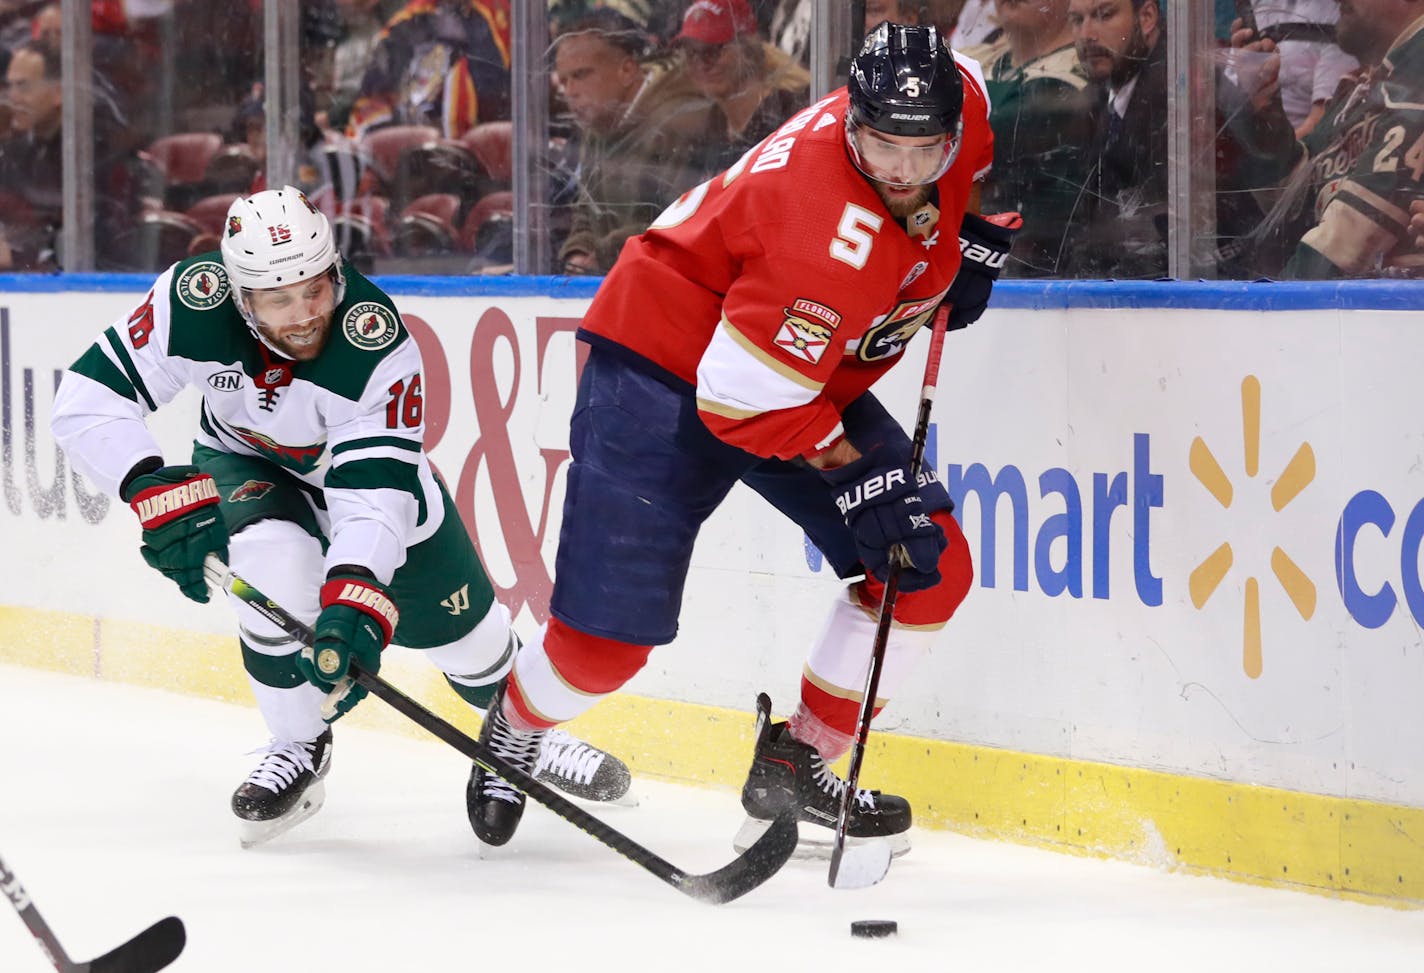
[828,308,951,887]
[2,853,185,973]
[203,556,796,905]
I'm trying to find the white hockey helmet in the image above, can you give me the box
[220,186,346,338]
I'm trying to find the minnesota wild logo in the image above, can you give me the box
[175,260,230,311]
[227,426,325,475]
[342,302,399,351]
[228,479,276,503]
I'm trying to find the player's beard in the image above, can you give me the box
[872,181,934,219]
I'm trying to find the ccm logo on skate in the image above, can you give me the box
[835,469,906,515]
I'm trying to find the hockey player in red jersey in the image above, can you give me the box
[469,22,1019,856]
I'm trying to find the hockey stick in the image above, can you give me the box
[1,853,185,973]
[203,555,797,905]
[827,305,953,891]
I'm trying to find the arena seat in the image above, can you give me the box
[184,194,242,236]
[141,132,223,185]
[358,125,441,184]
[459,121,512,186]
[458,190,513,253]
[393,193,461,257]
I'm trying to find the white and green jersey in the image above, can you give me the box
[52,253,443,584]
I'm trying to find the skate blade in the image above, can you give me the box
[237,781,326,849]
[732,815,910,862]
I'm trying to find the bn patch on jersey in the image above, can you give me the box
[342,302,399,351]
[175,261,230,311]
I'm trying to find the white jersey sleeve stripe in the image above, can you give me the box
[695,315,825,417]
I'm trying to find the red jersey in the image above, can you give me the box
[578,58,993,462]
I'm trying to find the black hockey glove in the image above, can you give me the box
[124,463,230,603]
[945,211,1023,331]
[821,447,951,593]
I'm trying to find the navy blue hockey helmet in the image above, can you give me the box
[845,22,964,186]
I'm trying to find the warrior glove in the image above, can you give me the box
[297,569,399,721]
[124,464,229,603]
[945,211,1022,331]
[821,448,950,593]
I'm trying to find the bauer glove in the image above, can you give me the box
[821,447,951,593]
[945,211,1022,331]
[297,569,399,721]
[125,464,229,603]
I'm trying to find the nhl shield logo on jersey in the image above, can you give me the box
[228,479,276,503]
[341,302,400,351]
[175,260,230,311]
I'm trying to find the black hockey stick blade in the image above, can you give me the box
[83,916,186,973]
[204,556,798,904]
[353,667,799,905]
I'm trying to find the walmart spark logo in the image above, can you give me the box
[1187,376,1316,678]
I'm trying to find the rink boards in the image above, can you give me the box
[2,275,1422,905]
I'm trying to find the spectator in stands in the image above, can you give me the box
[1243,0,1424,277]
[553,8,708,274]
[30,1,57,50]
[675,0,809,183]
[966,0,1093,277]
[1234,1,1358,139]
[0,39,143,271]
[347,0,512,141]
[951,0,999,48]
[1061,0,1169,277]
[865,0,922,31]
[0,1,33,55]
[0,38,60,269]
[326,0,401,132]
[919,1,969,39]
[1062,0,1295,278]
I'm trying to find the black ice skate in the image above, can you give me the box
[466,680,545,846]
[733,693,911,859]
[534,729,635,806]
[231,728,333,848]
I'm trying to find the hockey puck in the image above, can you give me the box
[850,920,898,939]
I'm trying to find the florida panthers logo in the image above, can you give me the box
[175,260,230,311]
[298,191,318,215]
[228,479,275,503]
[227,215,242,237]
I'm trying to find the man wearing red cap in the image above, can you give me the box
[675,0,757,45]
[672,0,811,184]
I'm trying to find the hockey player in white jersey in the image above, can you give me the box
[51,186,631,847]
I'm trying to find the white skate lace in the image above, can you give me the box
[483,714,544,805]
[534,728,608,786]
[811,755,876,810]
[244,740,316,795]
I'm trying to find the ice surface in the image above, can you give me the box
[1,664,1420,972]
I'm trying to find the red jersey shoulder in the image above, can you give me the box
[953,50,994,179]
